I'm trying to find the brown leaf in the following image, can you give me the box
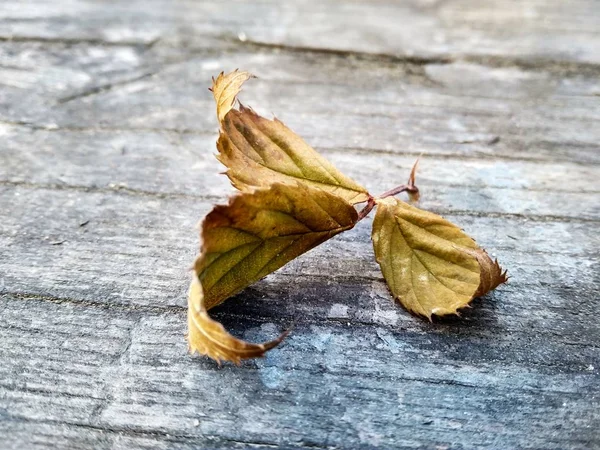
[210,70,255,122]
[187,277,288,365]
[465,247,508,298]
[188,182,358,363]
[212,71,369,204]
[197,182,358,309]
[371,197,507,319]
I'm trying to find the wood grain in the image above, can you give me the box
[1,1,599,449]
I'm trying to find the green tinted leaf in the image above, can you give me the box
[372,198,507,319]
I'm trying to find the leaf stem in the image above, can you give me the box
[356,158,420,222]
[357,196,376,221]
[377,183,419,200]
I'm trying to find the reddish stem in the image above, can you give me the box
[356,158,420,222]
[357,196,376,221]
[377,183,419,200]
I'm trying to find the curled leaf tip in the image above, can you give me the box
[211,70,255,122]
[465,248,508,298]
[187,277,288,365]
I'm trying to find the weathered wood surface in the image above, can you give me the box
[1,1,599,449]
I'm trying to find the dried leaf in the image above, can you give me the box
[187,276,288,365]
[210,70,255,122]
[212,71,369,204]
[188,69,509,364]
[371,197,507,319]
[188,182,358,362]
[197,182,358,309]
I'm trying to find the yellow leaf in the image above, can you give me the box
[212,71,369,205]
[210,70,255,122]
[187,277,288,365]
[371,197,507,319]
[188,182,358,363]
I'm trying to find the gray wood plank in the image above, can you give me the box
[1,2,599,449]
[0,185,598,340]
[0,40,201,125]
[0,33,599,164]
[1,126,598,220]
[3,44,598,165]
[1,293,598,450]
[1,0,599,65]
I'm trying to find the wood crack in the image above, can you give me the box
[321,146,600,167]
[0,119,218,136]
[0,179,223,202]
[3,291,599,350]
[232,37,600,77]
[57,71,160,104]
[229,37,454,67]
[1,292,186,314]
[1,180,598,223]
[0,35,157,48]
[1,415,307,449]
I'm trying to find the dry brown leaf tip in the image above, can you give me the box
[210,69,256,122]
[464,248,509,298]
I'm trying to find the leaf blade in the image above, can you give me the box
[188,182,358,363]
[372,198,507,319]
[212,71,369,204]
[197,182,358,308]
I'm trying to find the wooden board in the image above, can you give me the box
[1,1,599,449]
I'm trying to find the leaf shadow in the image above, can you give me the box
[430,293,501,330]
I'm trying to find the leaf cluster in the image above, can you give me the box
[188,70,507,364]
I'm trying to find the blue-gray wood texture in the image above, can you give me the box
[0,1,599,449]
